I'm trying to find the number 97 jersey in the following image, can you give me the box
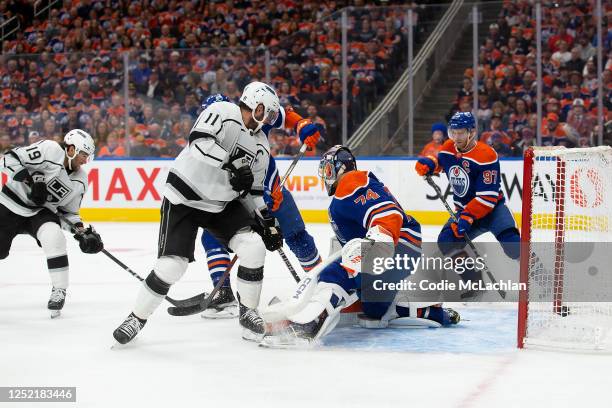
[436,139,504,219]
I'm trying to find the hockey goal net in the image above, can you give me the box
[518,146,612,350]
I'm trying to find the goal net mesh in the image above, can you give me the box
[521,146,612,350]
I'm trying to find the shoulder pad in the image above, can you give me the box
[192,102,239,136]
[39,140,65,165]
[464,142,498,165]
[334,170,369,199]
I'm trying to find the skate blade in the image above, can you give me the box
[259,335,313,349]
[200,305,238,320]
[49,310,61,319]
[241,328,265,343]
[110,338,138,350]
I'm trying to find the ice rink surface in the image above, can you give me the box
[1,223,611,408]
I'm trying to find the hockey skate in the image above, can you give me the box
[259,320,319,349]
[201,287,238,319]
[48,287,66,318]
[113,313,146,345]
[445,308,460,325]
[239,304,265,342]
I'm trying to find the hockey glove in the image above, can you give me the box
[224,157,254,197]
[296,119,322,150]
[264,187,284,212]
[415,155,437,176]
[74,225,104,254]
[451,212,474,239]
[253,210,283,251]
[29,174,48,206]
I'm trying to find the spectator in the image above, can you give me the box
[142,70,165,99]
[130,134,156,157]
[419,122,447,157]
[551,40,572,66]
[566,98,595,143]
[489,132,513,157]
[541,112,577,147]
[0,134,12,154]
[98,132,126,158]
[306,104,326,129]
[511,127,536,157]
[481,113,512,146]
[508,98,530,131]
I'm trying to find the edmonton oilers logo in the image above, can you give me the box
[448,165,469,197]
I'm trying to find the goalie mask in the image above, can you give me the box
[318,145,357,196]
[64,129,95,170]
[239,81,281,133]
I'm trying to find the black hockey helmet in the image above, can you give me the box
[318,145,357,196]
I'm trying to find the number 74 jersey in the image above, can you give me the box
[435,139,504,218]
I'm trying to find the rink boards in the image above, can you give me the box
[0,157,525,225]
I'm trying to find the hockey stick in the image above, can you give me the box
[278,143,308,186]
[278,247,300,282]
[57,214,202,307]
[167,255,238,316]
[424,176,507,299]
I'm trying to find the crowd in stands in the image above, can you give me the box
[421,0,612,158]
[0,0,443,158]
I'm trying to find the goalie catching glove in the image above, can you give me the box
[74,225,104,254]
[252,209,283,251]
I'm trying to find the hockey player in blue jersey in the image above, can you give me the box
[260,146,459,347]
[415,112,520,288]
[198,91,322,318]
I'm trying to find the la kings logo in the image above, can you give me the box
[46,177,71,203]
[231,144,256,167]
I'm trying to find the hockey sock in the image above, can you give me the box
[37,223,69,290]
[47,255,69,289]
[285,230,321,272]
[236,266,263,309]
[133,272,170,320]
[207,251,232,287]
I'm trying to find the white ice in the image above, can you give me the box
[1,223,611,408]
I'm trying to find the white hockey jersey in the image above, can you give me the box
[0,140,86,226]
[163,101,271,213]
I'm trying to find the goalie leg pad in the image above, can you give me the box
[37,222,68,289]
[288,282,351,340]
[229,230,265,269]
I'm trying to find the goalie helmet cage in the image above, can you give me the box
[518,146,612,351]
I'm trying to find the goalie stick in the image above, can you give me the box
[57,214,205,308]
[424,175,507,299]
[166,145,308,316]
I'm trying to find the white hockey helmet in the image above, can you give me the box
[239,81,281,133]
[64,129,95,169]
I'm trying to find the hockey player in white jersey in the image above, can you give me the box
[0,130,104,317]
[113,82,284,344]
